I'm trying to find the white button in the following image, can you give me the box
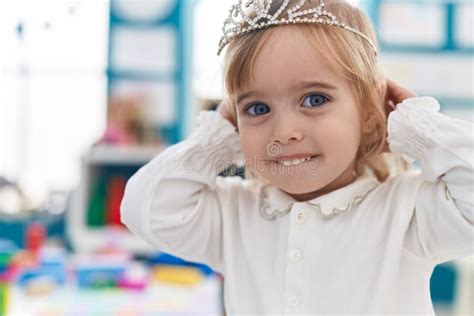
[287,294,300,307]
[289,249,302,262]
[295,210,307,224]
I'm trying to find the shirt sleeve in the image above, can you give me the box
[120,110,243,273]
[388,96,474,265]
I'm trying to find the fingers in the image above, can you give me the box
[381,79,416,153]
[386,79,416,105]
[217,99,238,128]
[385,99,396,112]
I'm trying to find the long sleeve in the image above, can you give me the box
[387,96,474,265]
[120,111,243,273]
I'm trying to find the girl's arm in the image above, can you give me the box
[120,110,243,273]
[387,96,474,265]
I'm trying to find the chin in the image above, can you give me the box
[273,176,327,195]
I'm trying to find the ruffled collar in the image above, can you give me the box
[258,173,380,220]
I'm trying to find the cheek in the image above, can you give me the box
[239,128,273,174]
[239,131,261,160]
[317,114,361,154]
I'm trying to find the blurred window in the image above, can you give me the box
[0,0,109,206]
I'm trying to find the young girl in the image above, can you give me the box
[121,0,473,313]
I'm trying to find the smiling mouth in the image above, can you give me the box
[274,155,319,166]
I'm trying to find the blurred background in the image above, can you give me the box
[0,0,472,314]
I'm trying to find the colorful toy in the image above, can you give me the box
[16,246,67,296]
[0,275,9,316]
[0,239,17,315]
[151,252,214,276]
[74,252,129,289]
[118,262,148,291]
[153,265,204,286]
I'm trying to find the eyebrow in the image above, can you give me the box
[237,80,337,105]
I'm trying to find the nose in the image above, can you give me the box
[270,114,304,145]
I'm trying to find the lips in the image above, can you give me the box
[274,153,318,161]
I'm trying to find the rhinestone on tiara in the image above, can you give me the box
[217,0,377,56]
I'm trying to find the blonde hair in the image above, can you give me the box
[222,0,408,183]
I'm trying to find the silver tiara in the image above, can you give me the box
[217,0,377,56]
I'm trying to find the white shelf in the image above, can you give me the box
[84,144,166,165]
[69,145,168,255]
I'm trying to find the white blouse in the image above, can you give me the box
[121,97,473,314]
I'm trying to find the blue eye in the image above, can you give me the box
[245,103,270,116]
[302,94,328,108]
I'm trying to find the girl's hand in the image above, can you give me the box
[217,98,238,128]
[382,79,417,152]
[384,78,417,116]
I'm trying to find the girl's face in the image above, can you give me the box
[236,26,362,201]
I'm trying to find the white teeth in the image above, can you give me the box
[278,156,313,166]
